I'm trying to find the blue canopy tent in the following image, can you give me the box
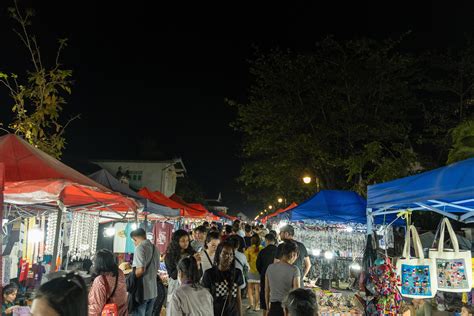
[366,157,474,233]
[283,190,395,224]
[89,169,180,217]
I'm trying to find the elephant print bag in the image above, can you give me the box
[396,225,437,298]
[429,218,472,292]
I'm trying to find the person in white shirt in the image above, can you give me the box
[199,231,221,273]
[168,256,214,316]
[228,235,249,290]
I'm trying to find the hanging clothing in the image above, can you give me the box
[152,222,173,254]
[19,259,30,283]
[125,223,135,254]
[113,223,127,253]
[2,256,11,286]
[9,243,20,280]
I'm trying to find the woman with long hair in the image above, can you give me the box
[202,241,244,316]
[168,256,214,315]
[30,272,88,316]
[88,249,128,316]
[165,230,201,306]
[200,231,221,273]
[245,234,263,311]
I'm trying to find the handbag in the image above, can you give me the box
[396,225,437,298]
[429,218,472,292]
[101,274,119,316]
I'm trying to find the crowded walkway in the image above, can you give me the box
[2,220,318,316]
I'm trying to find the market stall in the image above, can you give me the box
[365,157,474,315]
[1,134,140,295]
[266,190,400,315]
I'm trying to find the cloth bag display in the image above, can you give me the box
[429,218,472,292]
[396,225,437,298]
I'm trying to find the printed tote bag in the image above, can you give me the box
[429,218,472,292]
[396,225,437,298]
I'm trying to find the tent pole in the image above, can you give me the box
[51,201,65,271]
[366,208,373,235]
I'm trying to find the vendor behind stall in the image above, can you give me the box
[2,283,19,316]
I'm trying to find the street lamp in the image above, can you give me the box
[268,205,273,210]
[277,197,283,204]
[303,176,312,184]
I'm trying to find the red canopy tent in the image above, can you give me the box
[262,202,298,223]
[216,211,237,221]
[0,134,140,270]
[0,134,139,215]
[138,188,206,218]
[188,203,220,221]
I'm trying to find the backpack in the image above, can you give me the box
[235,257,249,280]
[101,274,119,316]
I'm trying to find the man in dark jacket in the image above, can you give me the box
[256,233,278,312]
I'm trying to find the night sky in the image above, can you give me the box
[1,1,473,217]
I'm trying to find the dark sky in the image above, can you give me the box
[1,1,473,217]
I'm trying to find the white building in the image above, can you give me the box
[91,158,186,196]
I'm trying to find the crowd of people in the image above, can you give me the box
[2,220,318,316]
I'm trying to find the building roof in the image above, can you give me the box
[91,158,187,176]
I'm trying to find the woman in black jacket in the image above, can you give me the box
[164,230,201,305]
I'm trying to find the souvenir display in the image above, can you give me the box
[45,213,58,256]
[429,218,473,292]
[68,213,99,260]
[294,224,367,259]
[368,257,402,315]
[396,225,437,298]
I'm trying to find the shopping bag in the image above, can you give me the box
[429,218,472,292]
[396,225,437,298]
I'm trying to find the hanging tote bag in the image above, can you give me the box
[428,218,472,292]
[396,225,437,298]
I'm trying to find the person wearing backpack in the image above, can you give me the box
[227,235,249,292]
[88,249,128,316]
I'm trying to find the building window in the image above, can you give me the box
[128,170,143,189]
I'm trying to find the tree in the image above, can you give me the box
[231,37,422,204]
[447,118,474,164]
[175,177,207,205]
[0,1,77,159]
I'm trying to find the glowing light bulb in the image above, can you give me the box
[105,227,116,237]
[303,176,312,184]
[28,225,44,243]
[277,198,283,203]
[350,262,361,271]
[324,250,334,260]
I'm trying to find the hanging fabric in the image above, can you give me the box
[429,218,473,292]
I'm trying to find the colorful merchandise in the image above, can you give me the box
[396,225,437,298]
[429,218,473,292]
[368,258,401,316]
